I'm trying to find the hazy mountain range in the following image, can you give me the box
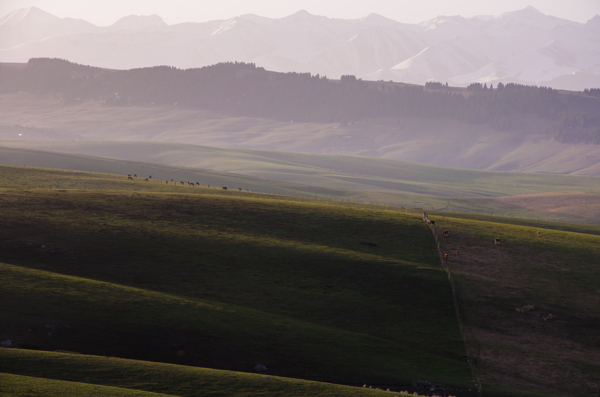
[1,6,599,91]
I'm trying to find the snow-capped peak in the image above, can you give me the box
[0,6,59,26]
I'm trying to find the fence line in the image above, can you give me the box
[427,220,482,396]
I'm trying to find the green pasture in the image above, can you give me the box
[3,140,600,198]
[1,165,599,396]
[0,166,474,391]
[0,373,174,397]
[0,350,408,397]
[2,143,600,225]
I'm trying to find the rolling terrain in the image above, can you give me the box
[2,92,600,176]
[0,350,406,397]
[2,143,600,227]
[1,165,598,396]
[0,165,474,395]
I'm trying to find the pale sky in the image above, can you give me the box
[2,0,599,26]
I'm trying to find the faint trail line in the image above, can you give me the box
[427,220,482,396]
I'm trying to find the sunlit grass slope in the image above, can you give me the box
[3,140,600,197]
[0,165,472,390]
[0,373,175,397]
[0,350,403,397]
[3,144,600,225]
[0,147,345,198]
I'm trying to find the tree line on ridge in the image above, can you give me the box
[1,58,599,144]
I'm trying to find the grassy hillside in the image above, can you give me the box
[0,350,409,397]
[2,143,600,225]
[0,147,352,198]
[432,215,600,396]
[0,165,475,394]
[0,373,175,397]
[1,165,598,396]
[4,140,600,197]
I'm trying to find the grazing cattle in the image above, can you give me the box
[455,250,459,256]
[239,188,242,191]
[127,174,131,177]
[494,238,500,245]
[166,180,168,184]
[196,182,200,186]
[443,253,448,260]
[536,231,540,237]
[144,178,149,182]
[223,187,228,190]
[149,176,152,179]
[180,181,184,185]
[127,176,133,180]
[133,174,137,178]
[171,178,173,182]
[442,230,449,237]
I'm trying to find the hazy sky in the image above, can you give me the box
[2,0,599,25]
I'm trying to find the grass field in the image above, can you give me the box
[0,372,175,397]
[1,165,598,396]
[2,143,600,225]
[0,165,475,395]
[3,140,600,198]
[432,215,600,396]
[0,350,413,397]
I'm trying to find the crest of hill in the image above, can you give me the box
[110,14,167,31]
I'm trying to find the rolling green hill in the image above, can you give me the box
[1,165,598,396]
[5,140,600,197]
[2,143,600,225]
[0,372,175,397]
[0,165,475,394]
[0,350,407,397]
[1,141,600,197]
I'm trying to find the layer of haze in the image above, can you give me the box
[2,0,599,25]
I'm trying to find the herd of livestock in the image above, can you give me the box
[126,173,241,191]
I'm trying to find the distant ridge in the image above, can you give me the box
[111,14,167,30]
[0,6,598,90]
